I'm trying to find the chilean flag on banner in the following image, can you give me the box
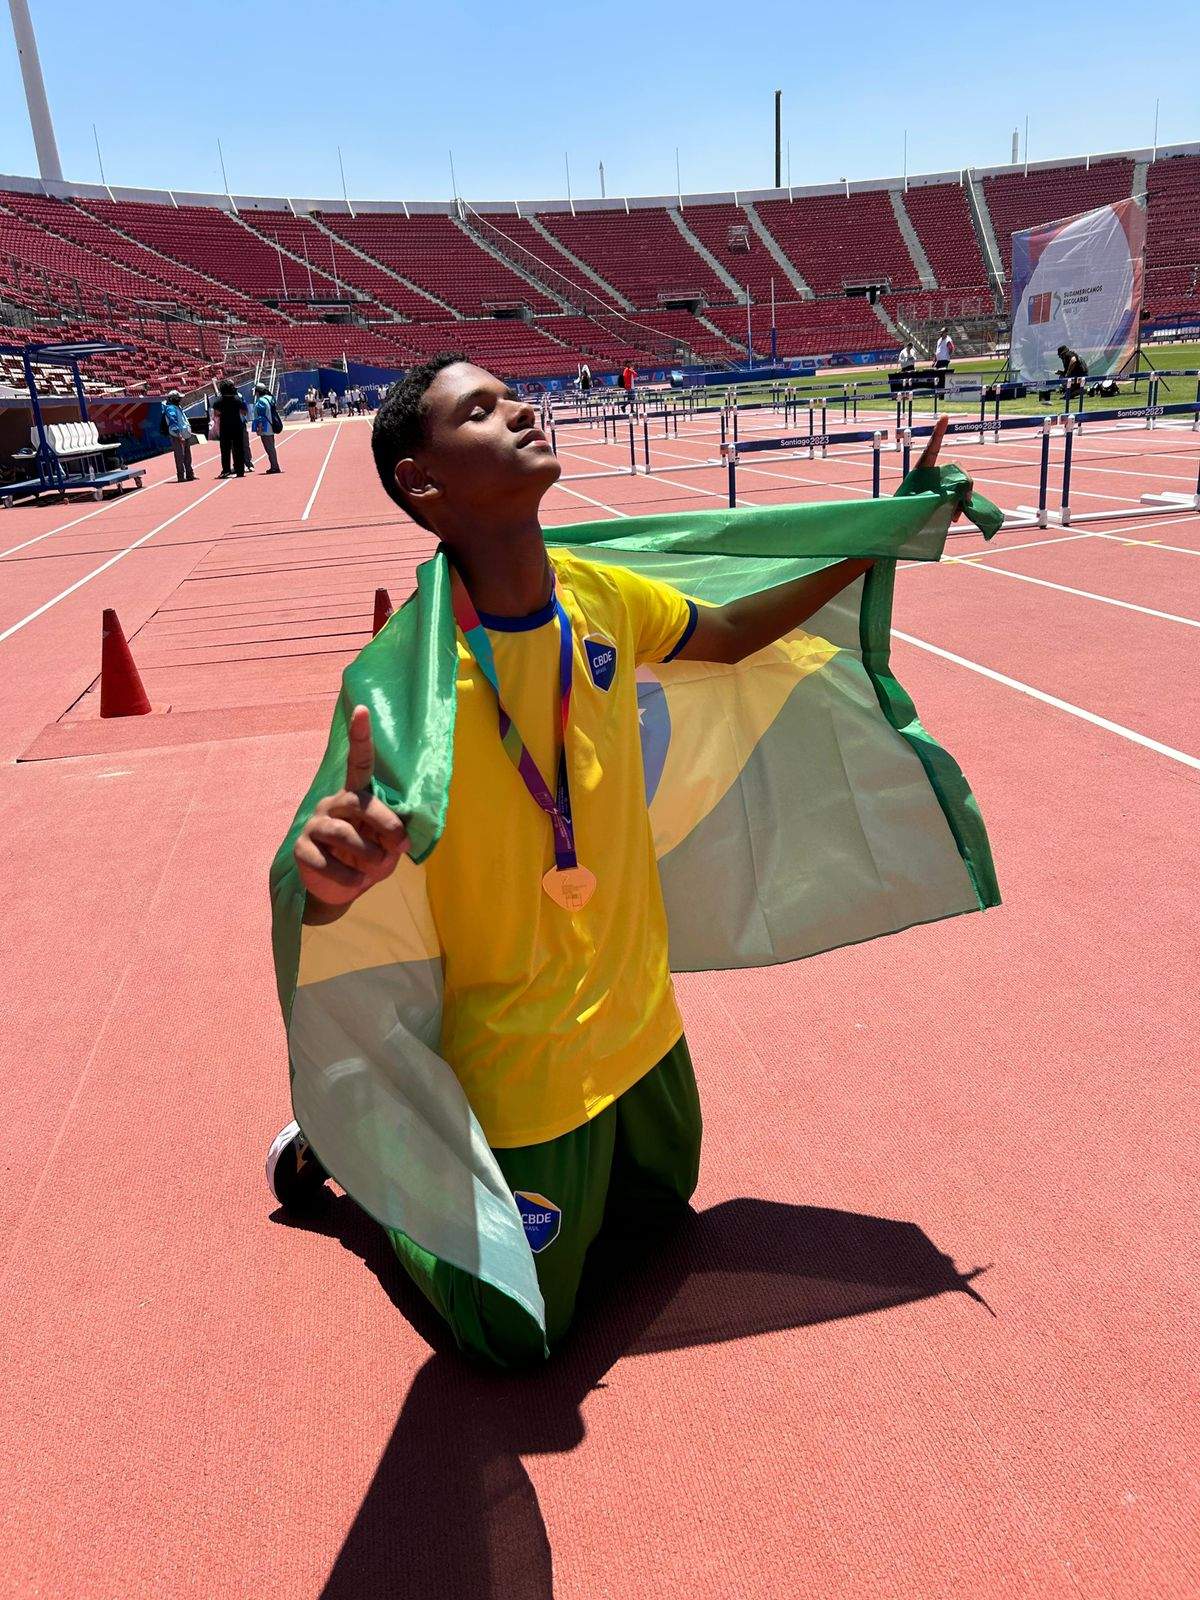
[1009,196,1146,381]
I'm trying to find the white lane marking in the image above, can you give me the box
[0,481,229,646]
[302,423,341,522]
[549,482,629,517]
[1086,528,1200,556]
[0,455,215,560]
[948,557,1200,627]
[0,438,282,561]
[897,531,1098,568]
[892,630,1200,772]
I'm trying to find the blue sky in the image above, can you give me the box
[1,0,1196,203]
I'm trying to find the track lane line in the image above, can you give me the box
[0,447,224,561]
[549,483,629,516]
[947,557,1200,627]
[892,630,1200,772]
[302,423,341,522]
[0,480,230,646]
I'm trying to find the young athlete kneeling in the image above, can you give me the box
[269,355,962,1366]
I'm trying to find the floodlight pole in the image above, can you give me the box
[1152,98,1159,160]
[7,0,62,183]
[774,90,781,188]
[338,145,353,217]
[599,160,605,198]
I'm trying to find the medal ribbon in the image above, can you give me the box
[452,576,579,874]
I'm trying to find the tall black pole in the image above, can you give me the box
[774,90,782,188]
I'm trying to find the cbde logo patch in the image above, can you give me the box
[514,1191,562,1253]
[583,635,618,692]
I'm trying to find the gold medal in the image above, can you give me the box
[542,864,597,911]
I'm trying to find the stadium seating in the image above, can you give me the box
[1,145,1197,397]
[981,159,1135,277]
[754,191,922,296]
[470,215,626,309]
[899,182,989,290]
[239,209,449,320]
[677,204,779,303]
[321,213,558,317]
[535,208,728,308]
[704,297,892,358]
[1142,155,1200,320]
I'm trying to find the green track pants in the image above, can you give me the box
[389,1035,701,1367]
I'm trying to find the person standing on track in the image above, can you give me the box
[307,386,320,423]
[213,378,247,479]
[267,354,973,1367]
[163,389,196,483]
[251,380,283,474]
[933,328,954,393]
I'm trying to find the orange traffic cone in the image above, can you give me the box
[372,587,394,636]
[100,609,151,718]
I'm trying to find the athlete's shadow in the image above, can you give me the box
[274,1197,988,1600]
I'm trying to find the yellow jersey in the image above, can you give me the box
[422,550,697,1147]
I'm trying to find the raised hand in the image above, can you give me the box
[294,705,409,912]
[916,413,971,522]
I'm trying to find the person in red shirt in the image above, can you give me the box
[620,363,636,410]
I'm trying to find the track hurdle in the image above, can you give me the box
[719,426,888,509]
[1016,399,1200,527]
[907,413,1058,530]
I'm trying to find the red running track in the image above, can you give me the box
[0,415,1196,1600]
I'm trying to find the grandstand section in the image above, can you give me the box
[980,157,1136,279]
[1143,153,1200,322]
[0,140,1196,394]
[534,204,729,308]
[755,187,923,295]
[898,179,990,291]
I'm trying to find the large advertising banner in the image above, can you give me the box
[1010,196,1146,381]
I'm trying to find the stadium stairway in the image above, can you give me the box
[524,216,635,311]
[228,210,387,317]
[669,209,747,302]
[695,310,747,356]
[964,172,1006,305]
[743,203,812,297]
[304,215,459,320]
[890,192,937,289]
[450,213,573,313]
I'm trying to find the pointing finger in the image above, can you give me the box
[916,413,949,471]
[344,704,375,793]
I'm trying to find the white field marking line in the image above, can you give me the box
[648,438,879,497]
[947,555,1200,628]
[0,480,230,647]
[1087,527,1200,556]
[301,422,341,522]
[892,629,1200,773]
[0,432,310,562]
[550,482,629,516]
[896,530,1099,569]
[959,439,1200,488]
[0,446,224,561]
[555,445,638,475]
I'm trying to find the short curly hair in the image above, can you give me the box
[370,352,466,529]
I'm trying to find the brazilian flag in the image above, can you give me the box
[270,467,1003,1334]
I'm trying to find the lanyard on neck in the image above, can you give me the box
[451,574,580,876]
